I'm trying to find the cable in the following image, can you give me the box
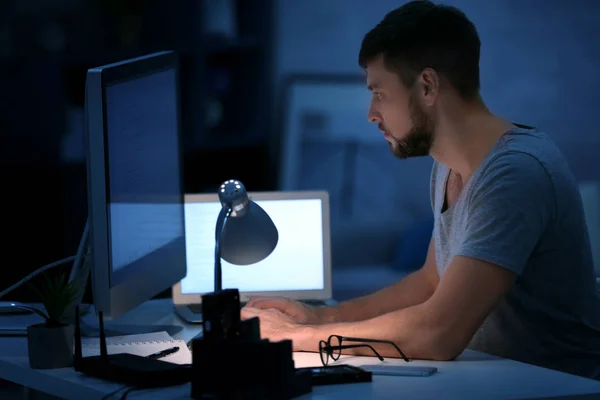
[99,384,128,400]
[119,387,177,400]
[0,255,75,300]
[119,387,138,400]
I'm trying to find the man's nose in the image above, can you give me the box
[368,105,380,123]
[368,113,381,124]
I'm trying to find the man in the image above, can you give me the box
[242,0,600,379]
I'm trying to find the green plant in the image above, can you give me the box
[23,272,82,328]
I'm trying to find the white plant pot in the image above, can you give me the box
[27,323,74,369]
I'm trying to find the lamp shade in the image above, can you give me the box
[216,180,278,265]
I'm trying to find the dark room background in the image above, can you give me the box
[1,0,599,303]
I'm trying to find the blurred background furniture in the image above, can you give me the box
[2,0,600,303]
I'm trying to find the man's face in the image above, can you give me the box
[366,57,435,159]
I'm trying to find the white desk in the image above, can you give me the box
[1,299,600,400]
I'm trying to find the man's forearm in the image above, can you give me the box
[295,302,454,361]
[318,268,436,323]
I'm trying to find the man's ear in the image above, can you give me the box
[418,68,440,106]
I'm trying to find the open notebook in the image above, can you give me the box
[80,331,192,365]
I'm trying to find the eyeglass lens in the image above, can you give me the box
[329,335,342,361]
[319,340,328,365]
[319,335,344,366]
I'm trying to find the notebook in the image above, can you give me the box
[80,331,192,365]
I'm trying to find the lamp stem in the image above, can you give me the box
[214,207,232,292]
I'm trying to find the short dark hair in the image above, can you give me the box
[358,0,481,100]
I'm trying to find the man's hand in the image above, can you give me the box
[241,306,315,350]
[244,297,324,324]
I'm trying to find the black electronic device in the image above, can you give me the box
[73,305,191,388]
[201,288,242,341]
[191,335,311,399]
[190,289,312,399]
[296,364,372,386]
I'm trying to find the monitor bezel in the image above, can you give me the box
[85,50,187,319]
[173,190,332,304]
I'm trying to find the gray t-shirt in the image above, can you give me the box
[431,126,600,380]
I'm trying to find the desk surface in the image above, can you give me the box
[1,299,600,400]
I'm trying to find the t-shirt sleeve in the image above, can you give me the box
[456,152,555,275]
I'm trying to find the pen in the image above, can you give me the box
[146,346,180,360]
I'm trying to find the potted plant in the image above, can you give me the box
[23,272,82,369]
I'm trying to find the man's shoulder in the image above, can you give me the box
[480,129,574,192]
[466,129,582,223]
[492,129,564,170]
[481,149,549,181]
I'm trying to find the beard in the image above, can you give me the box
[389,95,435,159]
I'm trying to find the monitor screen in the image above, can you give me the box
[103,68,184,286]
[181,199,325,294]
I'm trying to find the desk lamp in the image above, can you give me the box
[214,179,278,291]
[191,180,312,399]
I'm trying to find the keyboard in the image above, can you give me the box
[187,299,328,314]
[176,299,334,324]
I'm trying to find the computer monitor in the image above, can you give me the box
[172,191,332,311]
[84,51,186,322]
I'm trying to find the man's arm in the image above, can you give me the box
[318,238,439,323]
[295,255,515,360]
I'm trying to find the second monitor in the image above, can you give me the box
[173,191,332,323]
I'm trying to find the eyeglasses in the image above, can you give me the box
[318,335,410,366]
